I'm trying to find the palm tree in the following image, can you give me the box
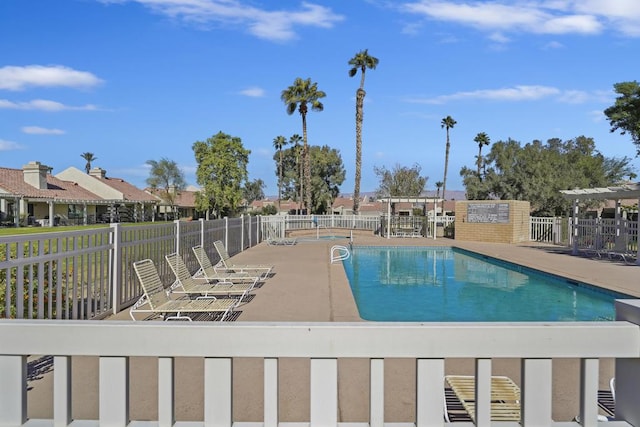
[289,134,303,213]
[273,135,288,209]
[80,152,97,174]
[348,49,379,215]
[474,132,491,177]
[281,78,326,213]
[435,181,443,198]
[440,116,457,201]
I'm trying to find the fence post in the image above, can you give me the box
[224,217,229,250]
[257,215,261,245]
[241,214,246,250]
[200,218,205,248]
[110,223,122,315]
[174,220,181,255]
[615,300,640,426]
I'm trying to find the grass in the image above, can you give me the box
[0,222,164,237]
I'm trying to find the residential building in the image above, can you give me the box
[56,166,157,223]
[0,161,107,226]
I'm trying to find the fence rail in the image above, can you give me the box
[2,301,640,426]
[0,217,260,320]
[2,214,636,320]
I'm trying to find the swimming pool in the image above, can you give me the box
[342,246,630,322]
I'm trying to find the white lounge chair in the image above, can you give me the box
[212,241,274,279]
[266,225,297,246]
[445,375,520,422]
[130,259,237,321]
[165,252,255,304]
[191,245,262,284]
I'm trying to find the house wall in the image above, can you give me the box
[454,200,530,243]
[56,167,123,200]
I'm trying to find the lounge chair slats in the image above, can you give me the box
[445,375,521,422]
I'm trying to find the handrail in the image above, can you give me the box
[330,244,350,263]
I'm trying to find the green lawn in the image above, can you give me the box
[0,222,161,237]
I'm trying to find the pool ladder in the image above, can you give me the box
[330,245,350,264]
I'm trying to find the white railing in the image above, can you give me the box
[2,300,640,427]
[330,245,350,263]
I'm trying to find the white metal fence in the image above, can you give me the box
[2,214,635,321]
[0,216,261,320]
[2,299,640,426]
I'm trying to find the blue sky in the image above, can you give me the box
[2,0,639,197]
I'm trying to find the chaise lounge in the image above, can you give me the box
[130,258,237,321]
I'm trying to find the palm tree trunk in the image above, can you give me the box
[443,131,450,201]
[477,146,482,176]
[353,88,365,215]
[302,114,311,213]
[278,151,283,209]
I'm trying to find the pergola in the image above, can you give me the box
[560,183,640,264]
[377,197,443,239]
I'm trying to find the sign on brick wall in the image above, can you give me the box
[467,203,510,223]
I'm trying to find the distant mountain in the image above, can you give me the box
[338,190,467,201]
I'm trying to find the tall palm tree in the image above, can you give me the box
[281,77,326,213]
[440,116,457,201]
[289,134,303,213]
[348,49,379,215]
[473,132,491,177]
[435,181,443,198]
[80,152,97,174]
[273,135,288,209]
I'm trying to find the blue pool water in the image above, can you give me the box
[342,246,630,322]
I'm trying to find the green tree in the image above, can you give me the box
[308,145,346,213]
[604,81,640,156]
[277,144,345,214]
[80,152,97,174]
[440,116,457,201]
[243,179,265,206]
[473,132,491,176]
[460,136,635,215]
[281,77,326,212]
[193,131,250,218]
[374,164,427,198]
[273,135,288,209]
[348,49,379,215]
[145,157,187,218]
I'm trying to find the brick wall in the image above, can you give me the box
[454,200,530,243]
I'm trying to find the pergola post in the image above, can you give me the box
[571,198,579,255]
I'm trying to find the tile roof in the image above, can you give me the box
[0,166,104,202]
[95,176,157,202]
[145,188,197,207]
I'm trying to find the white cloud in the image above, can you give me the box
[104,0,344,42]
[405,85,608,105]
[543,40,565,49]
[239,86,266,97]
[0,65,103,91]
[0,99,98,111]
[399,0,640,37]
[21,126,66,135]
[0,139,24,151]
[406,85,562,104]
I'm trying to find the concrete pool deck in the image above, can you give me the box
[27,233,638,422]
